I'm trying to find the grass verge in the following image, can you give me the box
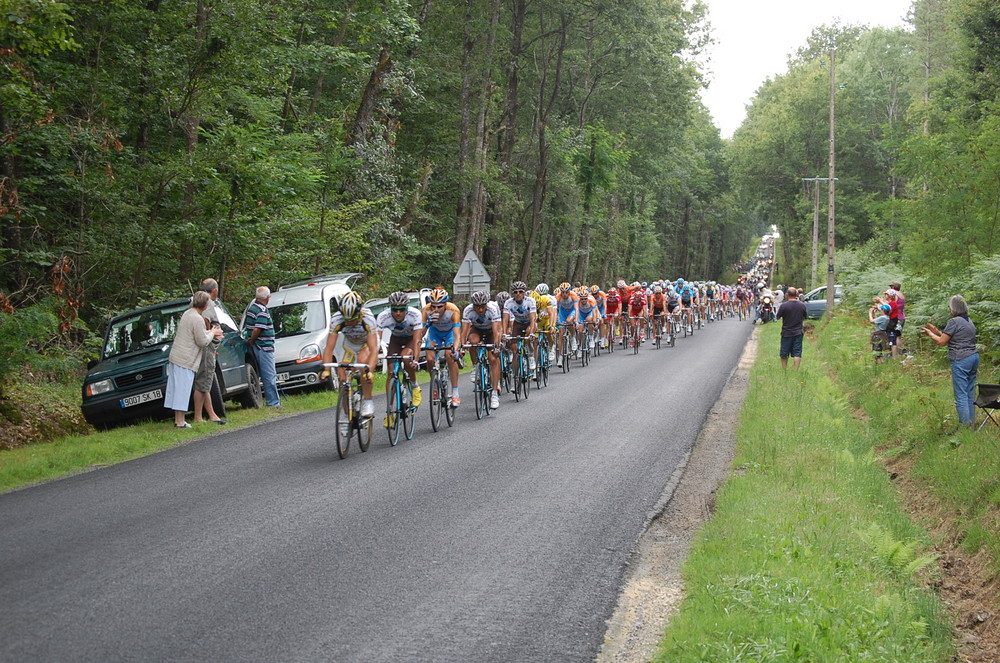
[655,322,954,661]
[0,372,396,493]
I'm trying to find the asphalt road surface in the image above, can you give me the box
[2,317,753,662]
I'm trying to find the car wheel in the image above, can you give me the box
[210,372,227,418]
[238,363,264,408]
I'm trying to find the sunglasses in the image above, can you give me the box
[512,290,525,294]
[390,306,407,312]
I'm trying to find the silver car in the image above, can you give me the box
[801,284,844,319]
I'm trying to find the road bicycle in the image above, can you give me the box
[651,313,666,349]
[324,362,373,459]
[498,343,514,394]
[578,322,596,367]
[464,343,496,419]
[425,343,458,432]
[628,316,643,354]
[508,335,533,401]
[534,329,552,388]
[557,323,574,374]
[384,354,416,445]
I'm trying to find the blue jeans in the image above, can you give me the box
[951,352,979,426]
[254,346,280,406]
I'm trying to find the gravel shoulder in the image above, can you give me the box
[597,329,758,662]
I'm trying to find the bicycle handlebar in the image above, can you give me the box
[322,362,370,373]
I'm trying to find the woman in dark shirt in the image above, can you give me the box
[922,295,979,428]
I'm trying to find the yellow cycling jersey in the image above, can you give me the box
[530,292,557,328]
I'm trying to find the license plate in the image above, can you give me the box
[276,372,290,383]
[120,389,162,408]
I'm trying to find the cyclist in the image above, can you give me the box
[649,285,667,336]
[677,278,698,330]
[590,285,609,348]
[376,292,424,415]
[502,281,538,373]
[462,290,503,410]
[705,281,717,320]
[422,287,463,407]
[627,283,648,343]
[530,283,558,363]
[320,291,379,431]
[576,285,600,351]
[604,286,622,343]
[554,282,579,368]
[495,290,511,312]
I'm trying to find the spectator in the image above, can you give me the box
[776,286,807,370]
[245,286,281,407]
[922,295,979,429]
[164,291,223,428]
[891,281,906,355]
[869,303,891,364]
[193,278,226,425]
[885,288,902,358]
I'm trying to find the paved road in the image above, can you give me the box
[1,317,753,662]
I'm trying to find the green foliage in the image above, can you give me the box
[0,299,91,392]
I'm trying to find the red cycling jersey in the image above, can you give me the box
[629,291,647,313]
[605,293,621,314]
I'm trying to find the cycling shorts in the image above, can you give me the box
[468,327,495,346]
[667,303,678,313]
[681,298,691,307]
[629,306,645,317]
[652,307,665,316]
[511,321,531,338]
[387,335,415,357]
[425,326,455,350]
[537,315,556,331]
[557,308,576,326]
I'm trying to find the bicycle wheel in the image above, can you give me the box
[335,385,352,459]
[402,381,415,440]
[444,374,456,427]
[386,377,401,446]
[500,351,512,394]
[522,353,531,400]
[475,366,487,420]
[633,327,640,354]
[512,353,522,402]
[429,371,442,432]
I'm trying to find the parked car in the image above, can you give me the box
[82,298,263,428]
[801,284,845,319]
[260,273,364,392]
[364,289,432,371]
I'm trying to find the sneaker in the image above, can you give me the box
[412,386,422,408]
[556,356,563,368]
[361,400,375,418]
[451,395,461,407]
[383,413,395,428]
[490,391,500,409]
[548,349,556,362]
[529,356,536,371]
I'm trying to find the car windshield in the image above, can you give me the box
[270,301,327,338]
[104,301,188,359]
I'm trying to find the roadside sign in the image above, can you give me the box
[452,250,491,296]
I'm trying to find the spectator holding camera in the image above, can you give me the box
[922,295,979,429]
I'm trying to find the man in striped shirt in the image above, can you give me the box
[245,286,280,407]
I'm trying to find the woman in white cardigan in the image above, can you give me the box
[164,290,224,428]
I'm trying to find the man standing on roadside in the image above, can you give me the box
[776,286,807,370]
[245,286,280,407]
[193,278,227,424]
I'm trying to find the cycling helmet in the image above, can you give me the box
[429,287,449,304]
[340,291,363,319]
[535,283,550,295]
[654,285,663,294]
[608,287,618,295]
[388,291,409,308]
[590,284,600,293]
[617,279,627,288]
[880,304,891,313]
[471,290,491,306]
[559,282,572,293]
[511,280,527,292]
[641,282,648,288]
[495,291,511,308]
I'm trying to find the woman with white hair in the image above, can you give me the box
[922,295,979,429]
[165,290,224,428]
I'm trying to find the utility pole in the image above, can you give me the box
[826,46,837,318]
[801,177,835,289]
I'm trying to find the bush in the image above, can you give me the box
[0,298,93,393]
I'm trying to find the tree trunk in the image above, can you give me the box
[348,45,393,146]
[180,0,208,283]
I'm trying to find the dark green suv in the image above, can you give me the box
[81,298,263,428]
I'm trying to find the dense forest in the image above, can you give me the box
[2,0,1000,373]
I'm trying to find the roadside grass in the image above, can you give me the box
[655,322,953,661]
[813,315,1000,570]
[0,373,395,493]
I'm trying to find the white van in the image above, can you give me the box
[264,273,364,391]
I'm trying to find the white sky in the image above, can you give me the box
[699,0,914,138]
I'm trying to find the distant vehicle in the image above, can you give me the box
[801,284,845,319]
[261,273,365,392]
[364,289,433,371]
[82,298,262,428]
